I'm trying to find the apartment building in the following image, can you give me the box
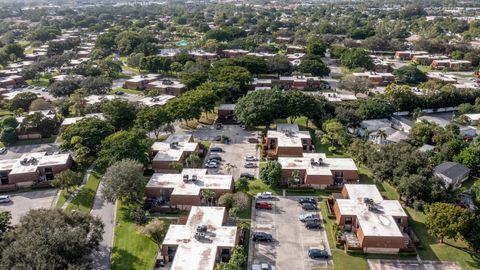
[150,134,199,172]
[264,124,313,158]
[352,72,395,86]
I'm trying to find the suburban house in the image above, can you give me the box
[286,45,305,54]
[464,113,480,125]
[0,152,72,187]
[150,134,200,172]
[278,153,359,189]
[412,55,448,65]
[394,50,428,60]
[372,59,393,73]
[250,78,272,90]
[217,104,236,121]
[122,74,159,90]
[354,119,398,144]
[144,168,233,209]
[352,72,395,86]
[431,59,472,71]
[264,124,313,158]
[279,75,322,89]
[145,79,187,96]
[0,75,24,88]
[433,161,470,187]
[332,184,410,254]
[189,50,218,60]
[320,92,358,102]
[160,206,239,269]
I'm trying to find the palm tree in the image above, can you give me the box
[376,130,387,144]
[291,169,301,185]
[201,189,215,206]
[168,162,183,173]
[186,152,201,168]
[224,163,237,174]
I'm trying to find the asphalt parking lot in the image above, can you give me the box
[0,189,58,224]
[368,259,461,270]
[250,196,333,270]
[195,125,260,180]
[0,143,60,160]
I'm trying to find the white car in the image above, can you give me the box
[299,213,320,222]
[245,155,257,161]
[205,162,218,168]
[0,195,11,204]
[0,147,6,154]
[252,263,276,270]
[244,162,257,168]
[257,192,273,199]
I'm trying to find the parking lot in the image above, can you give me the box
[191,125,260,180]
[368,260,461,270]
[0,189,58,224]
[250,196,333,270]
[0,143,60,160]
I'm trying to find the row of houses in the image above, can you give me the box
[122,74,186,96]
[250,75,324,90]
[395,50,472,71]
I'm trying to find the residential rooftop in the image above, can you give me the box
[0,152,70,175]
[267,124,311,148]
[151,134,198,162]
[278,152,358,175]
[163,206,237,270]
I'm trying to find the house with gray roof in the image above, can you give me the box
[433,161,470,187]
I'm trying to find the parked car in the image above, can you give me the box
[252,264,276,270]
[205,162,218,168]
[114,91,124,95]
[210,147,223,152]
[206,158,220,164]
[299,213,320,222]
[239,173,254,180]
[305,221,322,229]
[257,192,273,199]
[0,147,6,154]
[208,155,222,161]
[252,232,273,242]
[41,88,48,92]
[245,155,257,161]
[153,253,165,269]
[248,137,258,143]
[299,198,317,205]
[255,202,273,210]
[308,248,329,259]
[215,123,223,130]
[213,135,222,141]
[244,162,257,168]
[302,203,318,210]
[0,195,11,204]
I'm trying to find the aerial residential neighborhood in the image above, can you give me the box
[0,0,479,270]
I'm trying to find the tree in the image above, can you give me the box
[80,76,112,95]
[232,192,249,211]
[168,162,183,173]
[115,31,142,55]
[20,112,56,138]
[267,55,292,75]
[0,127,16,146]
[185,152,201,168]
[0,209,103,270]
[202,189,215,206]
[306,39,327,56]
[214,56,267,75]
[259,160,282,187]
[3,43,25,61]
[50,169,83,194]
[339,75,373,94]
[235,177,249,192]
[0,116,18,130]
[49,79,81,97]
[96,129,152,170]
[235,90,286,127]
[140,56,172,73]
[362,36,392,52]
[461,216,480,252]
[298,54,330,77]
[397,175,448,205]
[215,246,247,270]
[340,48,373,70]
[425,203,472,243]
[101,159,146,203]
[408,120,441,146]
[394,65,427,84]
[0,211,12,239]
[384,84,419,112]
[101,99,137,130]
[321,119,349,147]
[141,219,167,247]
[285,90,326,126]
[29,98,52,111]
[135,106,172,138]
[8,92,37,111]
[60,117,115,158]
[454,146,480,175]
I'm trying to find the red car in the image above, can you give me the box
[255,202,273,210]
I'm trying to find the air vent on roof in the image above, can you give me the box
[191,175,197,182]
[183,175,189,183]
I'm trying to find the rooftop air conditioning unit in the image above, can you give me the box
[191,175,197,182]
[183,175,189,183]
[196,225,207,233]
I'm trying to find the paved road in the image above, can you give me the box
[0,143,60,160]
[90,180,116,270]
[368,259,461,270]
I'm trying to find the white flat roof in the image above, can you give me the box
[2,152,71,175]
[278,153,358,175]
[85,95,115,105]
[61,113,105,126]
[465,113,480,121]
[139,95,175,106]
[151,134,198,162]
[267,124,310,148]
[163,206,237,270]
[337,184,407,237]
[146,169,232,195]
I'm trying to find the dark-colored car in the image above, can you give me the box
[302,203,318,211]
[308,248,329,259]
[240,173,255,180]
[255,202,273,210]
[210,147,223,152]
[209,155,222,161]
[252,232,273,242]
[299,198,317,205]
[215,123,223,130]
[305,221,322,229]
[248,138,258,143]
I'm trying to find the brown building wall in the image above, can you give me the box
[304,174,334,187]
[276,146,304,157]
[331,170,359,182]
[8,171,39,184]
[171,194,202,207]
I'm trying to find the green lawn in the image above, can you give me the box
[111,202,165,270]
[26,77,50,88]
[55,188,71,208]
[416,65,433,73]
[309,130,348,158]
[0,110,14,117]
[65,170,101,213]
[110,87,144,95]
[247,179,280,197]
[237,196,252,219]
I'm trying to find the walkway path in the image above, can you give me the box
[60,163,95,210]
[90,170,116,270]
